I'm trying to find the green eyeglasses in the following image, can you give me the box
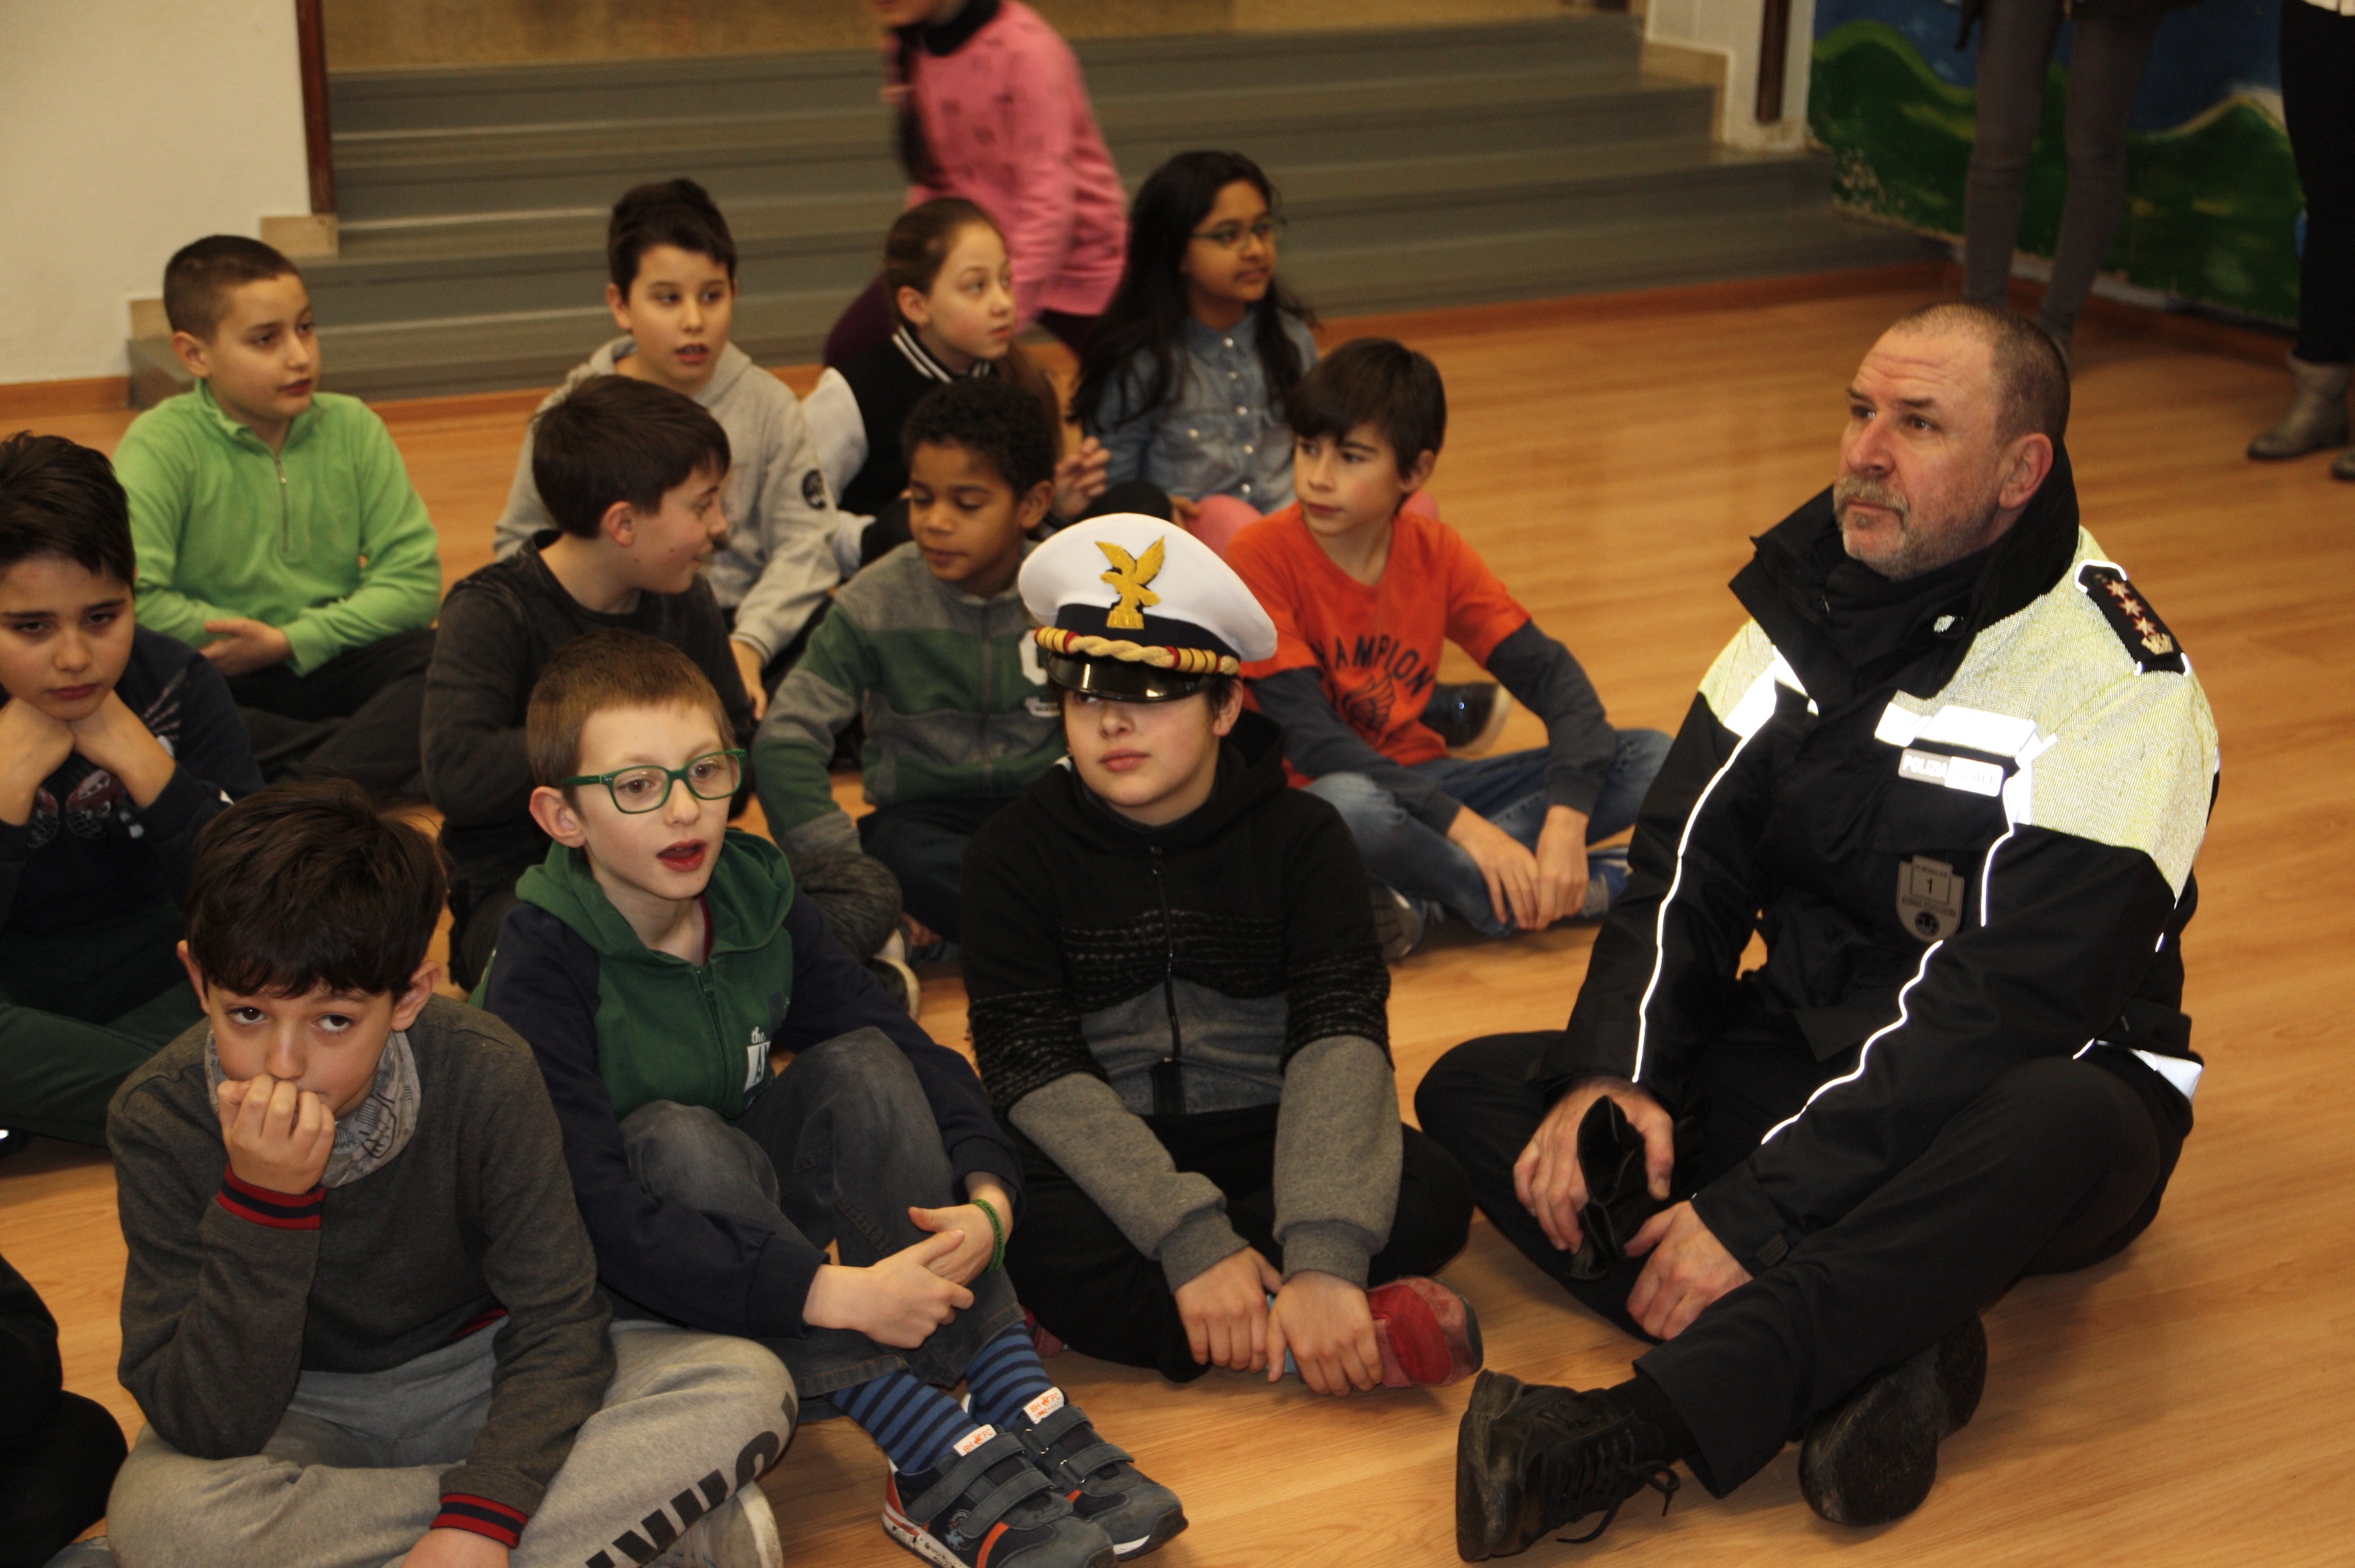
[564,750,746,813]
[1189,215,1287,251]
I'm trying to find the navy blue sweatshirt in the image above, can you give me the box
[0,628,264,933]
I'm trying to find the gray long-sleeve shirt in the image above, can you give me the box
[491,339,838,661]
[108,998,614,1524]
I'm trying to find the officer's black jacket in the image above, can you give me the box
[1543,450,2219,1274]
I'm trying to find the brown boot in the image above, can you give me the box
[2248,354,2351,460]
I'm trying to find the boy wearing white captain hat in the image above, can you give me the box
[962,516,1484,1399]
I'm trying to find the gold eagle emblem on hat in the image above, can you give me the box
[1096,538,1165,630]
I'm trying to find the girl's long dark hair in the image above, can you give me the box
[1072,150,1315,438]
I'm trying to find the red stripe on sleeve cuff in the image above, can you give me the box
[217,1168,325,1230]
[434,1494,528,1548]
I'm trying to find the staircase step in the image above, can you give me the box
[324,18,1642,133]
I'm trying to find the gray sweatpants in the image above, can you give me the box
[107,1322,792,1568]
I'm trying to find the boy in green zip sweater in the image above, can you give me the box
[112,236,442,801]
[477,629,1181,1568]
[753,375,1066,949]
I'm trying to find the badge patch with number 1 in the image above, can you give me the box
[1897,855,1965,941]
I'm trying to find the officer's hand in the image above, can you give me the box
[1625,1201,1749,1340]
[1446,808,1541,928]
[1513,1076,1673,1252]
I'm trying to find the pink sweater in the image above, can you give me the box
[901,2,1128,326]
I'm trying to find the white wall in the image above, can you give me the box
[1646,0,1818,153]
[0,0,311,385]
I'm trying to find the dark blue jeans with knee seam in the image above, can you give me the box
[618,1028,1023,1406]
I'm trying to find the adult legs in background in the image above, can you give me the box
[227,626,435,800]
[823,275,898,369]
[1416,1030,2181,1497]
[1307,730,1670,937]
[1962,0,2063,314]
[1006,1103,1473,1383]
[106,1325,790,1568]
[0,902,201,1145]
[0,1390,124,1568]
[2036,8,2162,342]
[857,795,1019,943]
[2253,0,2355,464]
[618,1030,1023,1403]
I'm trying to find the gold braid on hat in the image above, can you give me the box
[1033,626,1239,676]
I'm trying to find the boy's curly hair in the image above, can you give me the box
[901,375,1059,498]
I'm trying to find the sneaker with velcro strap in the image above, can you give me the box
[883,1428,1116,1568]
[1001,1389,1186,1560]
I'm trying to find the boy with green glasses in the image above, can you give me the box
[479,630,1173,1568]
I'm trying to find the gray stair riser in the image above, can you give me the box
[336,86,1714,223]
[307,157,1830,329]
[326,19,1640,133]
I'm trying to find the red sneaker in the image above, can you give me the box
[1368,1277,1483,1388]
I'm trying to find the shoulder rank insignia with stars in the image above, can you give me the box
[2075,561,2186,675]
[1096,537,1165,629]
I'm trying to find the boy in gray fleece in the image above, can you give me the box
[104,781,792,1568]
[493,179,836,708]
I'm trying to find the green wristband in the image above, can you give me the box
[972,1195,1007,1272]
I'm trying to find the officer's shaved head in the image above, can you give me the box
[1884,301,2070,445]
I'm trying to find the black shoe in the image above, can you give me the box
[1798,1314,1987,1527]
[1456,1371,1680,1560]
[1370,882,1428,963]
[1423,683,1512,757]
[1003,1390,1186,1559]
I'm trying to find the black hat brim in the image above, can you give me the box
[1043,651,1213,702]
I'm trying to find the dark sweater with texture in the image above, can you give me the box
[108,997,613,1532]
[422,536,756,898]
[0,628,262,933]
[962,712,1402,1287]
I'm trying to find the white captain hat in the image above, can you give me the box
[1018,513,1277,702]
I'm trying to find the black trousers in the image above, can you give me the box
[2284,0,2355,364]
[228,625,435,801]
[858,794,1017,942]
[0,1391,124,1568]
[1415,1029,2185,1496]
[1006,1100,1476,1383]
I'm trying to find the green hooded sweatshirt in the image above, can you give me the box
[482,829,797,1122]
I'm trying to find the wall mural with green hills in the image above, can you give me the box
[1807,0,2297,323]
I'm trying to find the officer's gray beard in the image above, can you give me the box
[1833,474,2005,581]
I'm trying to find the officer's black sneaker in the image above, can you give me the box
[1798,1313,1987,1527]
[1455,1371,1680,1560]
[1424,683,1513,757]
[1002,1389,1186,1560]
[882,1429,1115,1568]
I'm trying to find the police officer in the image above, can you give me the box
[1418,302,2220,1556]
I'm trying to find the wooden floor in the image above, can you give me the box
[7,268,2351,1563]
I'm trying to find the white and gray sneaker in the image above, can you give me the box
[651,1483,785,1568]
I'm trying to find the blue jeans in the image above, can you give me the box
[1305,729,1672,938]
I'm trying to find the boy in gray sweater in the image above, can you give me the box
[104,780,792,1568]
[493,179,837,708]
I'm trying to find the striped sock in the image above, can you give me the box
[833,1370,987,1476]
[962,1325,1058,1428]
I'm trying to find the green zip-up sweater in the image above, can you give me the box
[114,383,442,676]
[752,541,1065,854]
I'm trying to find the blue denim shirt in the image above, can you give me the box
[1094,307,1319,509]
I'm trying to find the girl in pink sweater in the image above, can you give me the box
[828,0,1128,367]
